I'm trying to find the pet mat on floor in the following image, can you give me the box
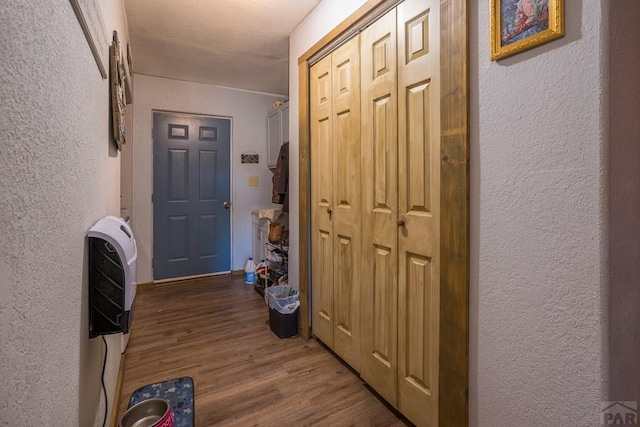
[128,376,194,427]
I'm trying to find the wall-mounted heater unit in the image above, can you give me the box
[87,216,137,351]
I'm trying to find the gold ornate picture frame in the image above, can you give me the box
[491,0,564,61]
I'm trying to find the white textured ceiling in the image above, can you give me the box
[124,0,320,95]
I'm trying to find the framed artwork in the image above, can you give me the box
[491,0,564,61]
[69,0,108,79]
[110,31,127,150]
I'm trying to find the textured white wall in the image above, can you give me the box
[291,0,614,426]
[608,0,640,406]
[131,75,284,283]
[0,1,129,425]
[470,0,608,425]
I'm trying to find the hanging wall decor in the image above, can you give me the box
[69,0,108,78]
[110,31,127,150]
[491,0,564,61]
[241,151,260,164]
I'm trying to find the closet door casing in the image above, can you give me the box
[303,0,468,424]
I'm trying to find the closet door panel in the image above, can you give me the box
[311,55,334,346]
[397,0,441,426]
[360,7,399,406]
[331,36,361,370]
[335,234,355,338]
[313,228,334,343]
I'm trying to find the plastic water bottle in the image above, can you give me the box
[244,257,256,285]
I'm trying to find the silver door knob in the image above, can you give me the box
[223,201,230,209]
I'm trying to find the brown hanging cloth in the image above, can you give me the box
[271,142,289,212]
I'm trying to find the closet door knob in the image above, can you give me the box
[397,215,406,227]
[223,201,230,209]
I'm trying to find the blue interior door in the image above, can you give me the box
[153,112,231,280]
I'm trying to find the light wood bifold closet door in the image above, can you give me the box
[396,0,440,425]
[310,53,334,348]
[311,0,440,425]
[311,36,362,371]
[361,1,440,425]
[360,6,399,408]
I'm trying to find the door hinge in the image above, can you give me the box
[151,193,154,203]
[152,257,154,268]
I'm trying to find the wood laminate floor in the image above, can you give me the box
[116,275,409,426]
